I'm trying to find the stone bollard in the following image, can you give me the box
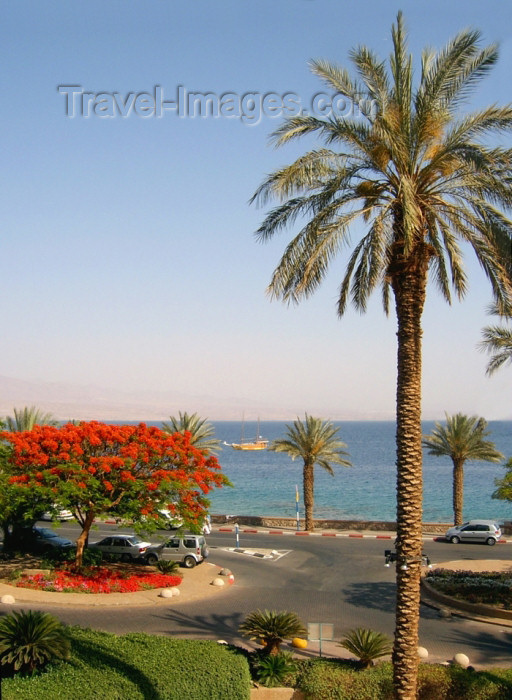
[0,595,15,605]
[453,653,470,668]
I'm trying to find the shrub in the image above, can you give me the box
[256,651,297,687]
[0,610,70,676]
[156,559,181,575]
[339,628,392,668]
[239,609,306,656]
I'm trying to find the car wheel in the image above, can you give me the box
[120,553,132,563]
[449,536,460,544]
[145,553,158,565]
[183,556,197,568]
[486,537,496,546]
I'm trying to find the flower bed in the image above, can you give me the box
[425,569,512,608]
[14,566,183,594]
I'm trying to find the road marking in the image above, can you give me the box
[223,547,290,561]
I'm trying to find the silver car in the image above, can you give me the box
[89,535,153,562]
[445,520,502,546]
[145,535,209,568]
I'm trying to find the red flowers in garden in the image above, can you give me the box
[16,566,183,594]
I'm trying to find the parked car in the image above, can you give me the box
[145,534,209,568]
[22,526,74,553]
[445,520,502,546]
[40,508,74,521]
[88,535,154,562]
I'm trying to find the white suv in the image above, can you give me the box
[445,520,502,546]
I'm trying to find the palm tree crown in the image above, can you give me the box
[252,12,512,698]
[269,415,350,531]
[239,609,306,656]
[480,304,512,375]
[3,406,59,432]
[423,413,503,525]
[161,411,221,454]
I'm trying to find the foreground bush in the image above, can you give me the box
[0,610,70,677]
[3,628,251,700]
[294,659,512,699]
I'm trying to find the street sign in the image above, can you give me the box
[308,622,334,657]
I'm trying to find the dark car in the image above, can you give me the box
[22,526,74,553]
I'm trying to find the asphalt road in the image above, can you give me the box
[10,523,512,667]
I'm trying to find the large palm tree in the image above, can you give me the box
[269,415,350,531]
[3,406,58,431]
[252,13,512,698]
[161,411,221,454]
[480,304,512,375]
[423,413,503,525]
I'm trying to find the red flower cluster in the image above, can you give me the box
[16,566,183,594]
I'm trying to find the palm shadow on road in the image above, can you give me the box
[343,580,396,612]
[152,607,247,642]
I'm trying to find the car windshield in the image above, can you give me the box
[128,536,144,544]
[37,528,58,538]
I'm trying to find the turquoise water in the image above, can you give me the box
[204,421,512,523]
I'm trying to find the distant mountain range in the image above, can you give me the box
[0,375,396,422]
[0,375,291,421]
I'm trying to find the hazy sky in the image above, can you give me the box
[2,0,511,421]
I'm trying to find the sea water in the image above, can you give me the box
[205,421,512,523]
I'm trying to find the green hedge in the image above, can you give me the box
[294,660,512,699]
[3,628,251,700]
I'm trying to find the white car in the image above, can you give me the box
[40,509,74,521]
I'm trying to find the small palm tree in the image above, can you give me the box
[269,415,351,531]
[3,406,59,432]
[423,414,503,525]
[0,610,70,675]
[480,304,512,376]
[256,651,297,687]
[239,610,306,656]
[162,411,221,454]
[340,628,392,669]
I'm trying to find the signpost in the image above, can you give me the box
[295,484,300,531]
[308,622,334,657]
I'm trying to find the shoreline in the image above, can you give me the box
[210,514,457,535]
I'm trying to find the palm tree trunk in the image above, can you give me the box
[391,257,428,700]
[452,459,464,525]
[303,461,315,531]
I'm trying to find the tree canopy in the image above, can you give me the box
[2,421,228,566]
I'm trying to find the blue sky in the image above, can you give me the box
[2,0,511,421]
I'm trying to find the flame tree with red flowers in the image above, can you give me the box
[1,421,228,568]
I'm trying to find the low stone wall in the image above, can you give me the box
[211,514,452,535]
